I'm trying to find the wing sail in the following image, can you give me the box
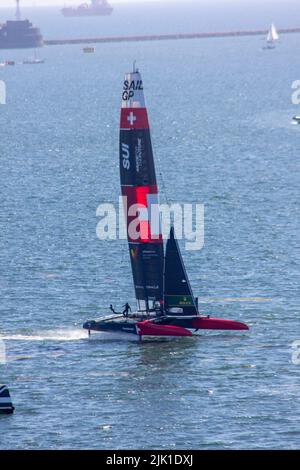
[119,68,164,311]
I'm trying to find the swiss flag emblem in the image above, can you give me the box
[120,108,149,129]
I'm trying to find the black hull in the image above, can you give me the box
[0,408,14,415]
[83,315,196,335]
[84,317,139,335]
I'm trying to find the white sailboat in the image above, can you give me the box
[264,23,279,49]
[23,49,45,65]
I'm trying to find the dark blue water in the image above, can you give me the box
[0,1,300,449]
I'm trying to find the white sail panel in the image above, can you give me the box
[267,23,279,42]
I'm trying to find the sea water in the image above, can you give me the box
[0,1,299,449]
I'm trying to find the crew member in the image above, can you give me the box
[109,304,116,314]
[122,302,131,318]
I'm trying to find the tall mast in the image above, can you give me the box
[15,0,21,21]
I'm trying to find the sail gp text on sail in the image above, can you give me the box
[122,78,144,101]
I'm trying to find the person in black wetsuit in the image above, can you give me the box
[110,304,116,314]
[122,302,131,318]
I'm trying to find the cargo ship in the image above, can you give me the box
[0,1,43,50]
[61,0,113,17]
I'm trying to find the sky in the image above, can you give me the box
[1,0,190,6]
[0,0,288,7]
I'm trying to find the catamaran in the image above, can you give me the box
[264,23,279,49]
[83,66,249,339]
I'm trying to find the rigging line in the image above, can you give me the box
[120,239,127,267]
[156,149,170,206]
[118,207,126,269]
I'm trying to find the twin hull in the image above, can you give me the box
[83,315,249,338]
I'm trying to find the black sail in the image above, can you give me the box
[164,227,198,316]
[119,68,164,311]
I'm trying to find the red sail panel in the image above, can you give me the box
[122,185,162,243]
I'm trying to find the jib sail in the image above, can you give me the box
[0,384,15,414]
[119,67,164,311]
[164,227,198,316]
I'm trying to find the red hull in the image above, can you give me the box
[136,317,249,337]
[137,320,192,337]
[192,317,249,330]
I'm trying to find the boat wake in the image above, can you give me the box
[0,328,87,342]
[88,331,140,342]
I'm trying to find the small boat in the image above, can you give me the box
[23,49,44,64]
[0,385,15,414]
[263,23,279,49]
[292,116,300,124]
[83,66,249,339]
[83,46,95,53]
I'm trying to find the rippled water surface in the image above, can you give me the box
[0,1,299,449]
